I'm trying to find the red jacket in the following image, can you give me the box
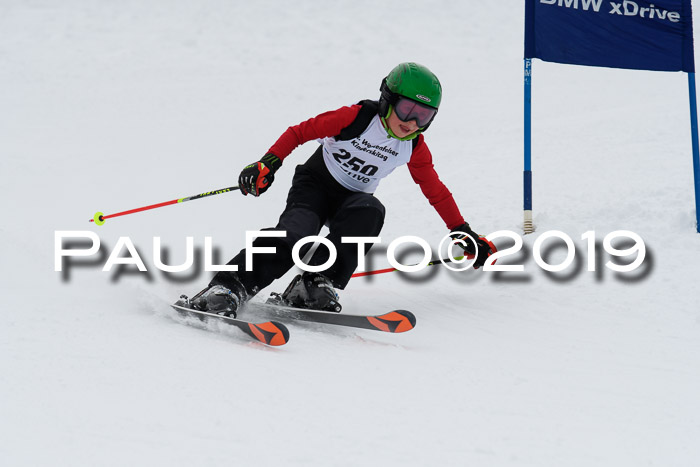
[267,105,465,229]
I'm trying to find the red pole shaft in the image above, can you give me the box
[89,185,239,224]
[89,199,179,223]
[351,267,397,278]
[351,256,468,278]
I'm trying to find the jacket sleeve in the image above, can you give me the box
[266,105,362,160]
[407,135,466,230]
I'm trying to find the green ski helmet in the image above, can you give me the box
[379,62,442,132]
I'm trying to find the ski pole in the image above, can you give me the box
[351,255,468,278]
[89,186,240,225]
[351,235,499,278]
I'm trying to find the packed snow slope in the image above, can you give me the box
[2,1,700,466]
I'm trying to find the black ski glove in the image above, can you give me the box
[238,153,282,196]
[449,222,496,269]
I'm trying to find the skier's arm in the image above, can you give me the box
[266,105,362,160]
[407,139,496,269]
[406,136,465,229]
[239,105,361,196]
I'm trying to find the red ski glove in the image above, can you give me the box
[449,223,497,269]
[238,154,282,196]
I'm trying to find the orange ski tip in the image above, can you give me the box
[248,322,290,346]
[367,310,416,333]
[367,316,390,332]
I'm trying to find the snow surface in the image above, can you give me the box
[2,1,700,466]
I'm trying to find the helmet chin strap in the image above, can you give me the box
[380,106,421,141]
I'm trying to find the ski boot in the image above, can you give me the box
[274,272,342,312]
[176,277,248,318]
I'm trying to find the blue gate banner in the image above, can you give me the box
[525,0,695,72]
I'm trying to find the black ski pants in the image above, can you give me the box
[212,164,385,295]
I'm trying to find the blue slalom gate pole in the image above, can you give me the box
[524,58,534,233]
[688,73,700,234]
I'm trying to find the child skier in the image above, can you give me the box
[178,62,495,316]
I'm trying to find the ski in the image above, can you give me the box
[246,298,416,334]
[170,303,290,346]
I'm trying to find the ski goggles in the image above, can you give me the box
[393,97,437,128]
